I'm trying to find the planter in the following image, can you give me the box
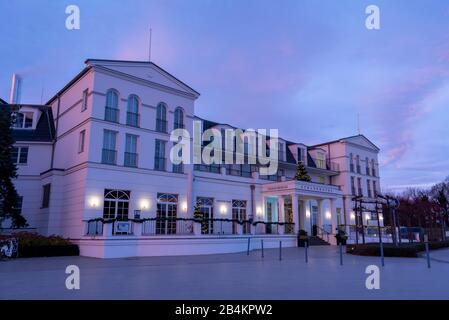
[297,236,309,247]
[336,236,347,245]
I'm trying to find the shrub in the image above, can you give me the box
[0,232,79,258]
[346,241,449,258]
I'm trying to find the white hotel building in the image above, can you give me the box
[3,59,381,258]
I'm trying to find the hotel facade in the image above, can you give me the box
[3,59,382,258]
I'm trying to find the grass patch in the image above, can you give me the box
[346,241,449,258]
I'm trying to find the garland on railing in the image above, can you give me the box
[84,217,295,226]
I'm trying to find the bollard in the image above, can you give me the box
[247,237,250,256]
[339,242,343,266]
[380,241,385,267]
[261,239,264,258]
[279,241,282,261]
[305,241,308,263]
[425,235,431,269]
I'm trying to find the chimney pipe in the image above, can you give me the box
[9,73,22,104]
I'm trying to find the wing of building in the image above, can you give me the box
[3,59,382,258]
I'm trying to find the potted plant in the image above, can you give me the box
[335,230,348,245]
[297,229,309,247]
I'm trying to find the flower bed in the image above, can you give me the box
[346,241,449,258]
[0,232,79,258]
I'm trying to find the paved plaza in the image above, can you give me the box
[0,246,448,300]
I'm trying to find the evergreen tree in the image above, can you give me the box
[0,106,27,228]
[294,161,311,182]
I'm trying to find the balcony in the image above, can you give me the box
[309,158,340,172]
[102,149,117,165]
[156,119,167,133]
[172,163,184,174]
[124,152,138,167]
[126,112,140,127]
[105,107,119,123]
[194,163,221,174]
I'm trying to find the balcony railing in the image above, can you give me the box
[126,112,139,127]
[105,107,119,123]
[309,158,340,171]
[124,152,138,167]
[156,119,167,133]
[172,163,184,174]
[154,156,166,171]
[194,163,221,173]
[142,219,194,235]
[84,218,297,237]
[102,149,117,165]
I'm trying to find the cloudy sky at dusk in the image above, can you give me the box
[1,0,449,191]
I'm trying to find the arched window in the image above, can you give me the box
[105,89,119,122]
[174,107,184,129]
[103,189,130,220]
[156,102,167,132]
[126,94,139,127]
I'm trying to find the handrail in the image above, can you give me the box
[315,225,331,242]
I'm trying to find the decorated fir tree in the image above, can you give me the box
[294,161,311,182]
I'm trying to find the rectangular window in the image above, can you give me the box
[316,152,326,169]
[11,146,29,164]
[124,134,138,167]
[172,142,183,173]
[356,155,361,174]
[357,177,363,196]
[42,184,51,208]
[102,130,117,165]
[82,89,88,111]
[278,142,285,161]
[365,157,370,175]
[154,140,166,171]
[78,130,85,153]
[351,176,356,195]
[13,196,23,215]
[373,181,378,197]
[367,179,372,198]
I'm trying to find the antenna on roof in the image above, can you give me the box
[357,113,361,135]
[148,27,152,62]
[40,83,45,105]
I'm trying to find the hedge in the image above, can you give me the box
[0,232,79,258]
[346,241,449,258]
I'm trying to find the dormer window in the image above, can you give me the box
[278,142,285,161]
[12,112,33,129]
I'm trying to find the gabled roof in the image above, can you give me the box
[309,134,380,151]
[0,98,7,104]
[47,58,200,105]
[85,58,200,97]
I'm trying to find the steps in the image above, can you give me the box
[308,236,330,246]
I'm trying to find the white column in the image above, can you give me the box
[278,196,285,235]
[317,199,324,230]
[330,198,338,235]
[299,199,306,231]
[292,194,299,234]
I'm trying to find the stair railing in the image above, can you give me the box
[316,225,331,243]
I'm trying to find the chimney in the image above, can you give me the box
[9,73,22,104]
